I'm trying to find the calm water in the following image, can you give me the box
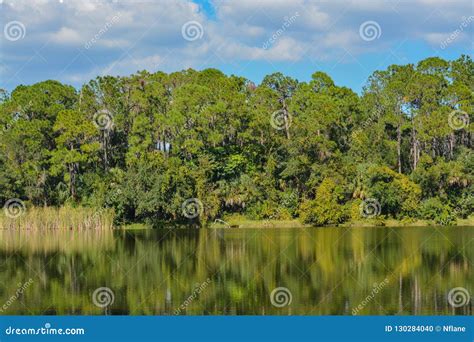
[0,226,472,315]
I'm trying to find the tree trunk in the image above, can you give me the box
[282,102,291,140]
[411,114,418,170]
[102,130,109,170]
[68,163,77,200]
[397,123,402,173]
[449,132,455,159]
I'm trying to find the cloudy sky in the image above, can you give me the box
[0,0,472,93]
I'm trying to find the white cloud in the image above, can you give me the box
[262,37,306,61]
[424,32,450,45]
[0,0,471,88]
[51,27,83,45]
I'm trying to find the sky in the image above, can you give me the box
[0,0,473,93]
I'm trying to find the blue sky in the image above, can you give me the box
[1,0,472,93]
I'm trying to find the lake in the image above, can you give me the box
[0,226,472,315]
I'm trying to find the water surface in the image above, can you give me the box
[0,226,472,315]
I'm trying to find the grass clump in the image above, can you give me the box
[0,206,115,230]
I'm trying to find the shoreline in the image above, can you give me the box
[123,217,474,230]
[207,219,474,229]
[2,207,472,230]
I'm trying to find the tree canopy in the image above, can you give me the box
[1,56,472,225]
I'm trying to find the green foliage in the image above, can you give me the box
[417,198,456,225]
[365,165,421,218]
[299,178,347,225]
[0,56,473,225]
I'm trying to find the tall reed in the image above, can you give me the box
[0,206,115,230]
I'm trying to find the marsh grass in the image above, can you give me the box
[0,227,115,253]
[0,206,115,230]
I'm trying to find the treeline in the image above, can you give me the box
[0,56,472,225]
